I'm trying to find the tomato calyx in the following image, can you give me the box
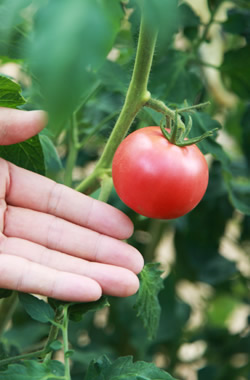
[145,98,218,147]
[160,110,218,147]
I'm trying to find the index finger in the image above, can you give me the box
[5,161,133,240]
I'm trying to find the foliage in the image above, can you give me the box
[0,1,250,380]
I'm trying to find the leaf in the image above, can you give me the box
[179,3,200,40]
[26,0,123,132]
[190,112,231,172]
[207,294,240,328]
[150,50,202,104]
[39,133,63,174]
[0,289,12,299]
[0,359,64,380]
[18,293,55,323]
[226,176,250,215]
[48,296,110,322]
[134,263,164,340]
[0,74,26,108]
[84,355,177,380]
[68,297,110,322]
[241,104,250,173]
[223,8,250,42]
[0,135,45,175]
[221,46,250,99]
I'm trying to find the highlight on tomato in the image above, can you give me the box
[112,126,209,219]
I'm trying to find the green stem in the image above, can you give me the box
[98,174,113,203]
[0,292,18,337]
[76,12,158,194]
[0,349,47,368]
[43,306,64,363]
[64,114,79,187]
[146,98,185,132]
[62,305,71,380]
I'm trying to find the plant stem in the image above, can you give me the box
[0,349,47,367]
[0,292,18,337]
[76,12,158,194]
[43,306,64,363]
[62,305,71,380]
[146,98,186,132]
[64,114,79,187]
[98,174,113,203]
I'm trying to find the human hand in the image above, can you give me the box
[0,107,144,302]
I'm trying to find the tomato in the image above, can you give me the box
[112,126,209,219]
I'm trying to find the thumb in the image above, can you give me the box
[0,107,48,145]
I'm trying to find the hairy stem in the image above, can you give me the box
[76,12,158,194]
[64,114,79,187]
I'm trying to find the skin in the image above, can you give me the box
[112,126,208,219]
[0,107,144,302]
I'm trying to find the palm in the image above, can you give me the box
[0,108,143,301]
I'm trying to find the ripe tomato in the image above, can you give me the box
[112,126,209,219]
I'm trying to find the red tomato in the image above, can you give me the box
[112,126,209,219]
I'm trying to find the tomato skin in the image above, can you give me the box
[112,126,209,219]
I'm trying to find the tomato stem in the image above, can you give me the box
[76,7,158,194]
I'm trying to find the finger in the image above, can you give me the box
[0,107,47,145]
[1,235,140,297]
[0,254,102,302]
[6,162,133,240]
[4,206,144,274]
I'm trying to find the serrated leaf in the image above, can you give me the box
[0,135,45,175]
[0,74,26,108]
[0,359,64,380]
[85,355,177,380]
[18,293,55,323]
[134,263,164,340]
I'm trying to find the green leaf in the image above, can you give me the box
[0,289,12,299]
[190,112,231,172]
[223,8,250,42]
[221,46,250,99]
[0,135,45,175]
[39,133,63,174]
[49,340,63,352]
[0,359,64,380]
[26,0,123,132]
[179,3,200,40]
[150,50,202,104]
[226,176,250,215]
[134,263,164,340]
[48,296,110,322]
[69,296,110,322]
[18,293,55,323]
[0,74,25,108]
[84,355,177,380]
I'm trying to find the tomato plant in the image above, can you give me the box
[112,126,209,219]
[0,1,250,380]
